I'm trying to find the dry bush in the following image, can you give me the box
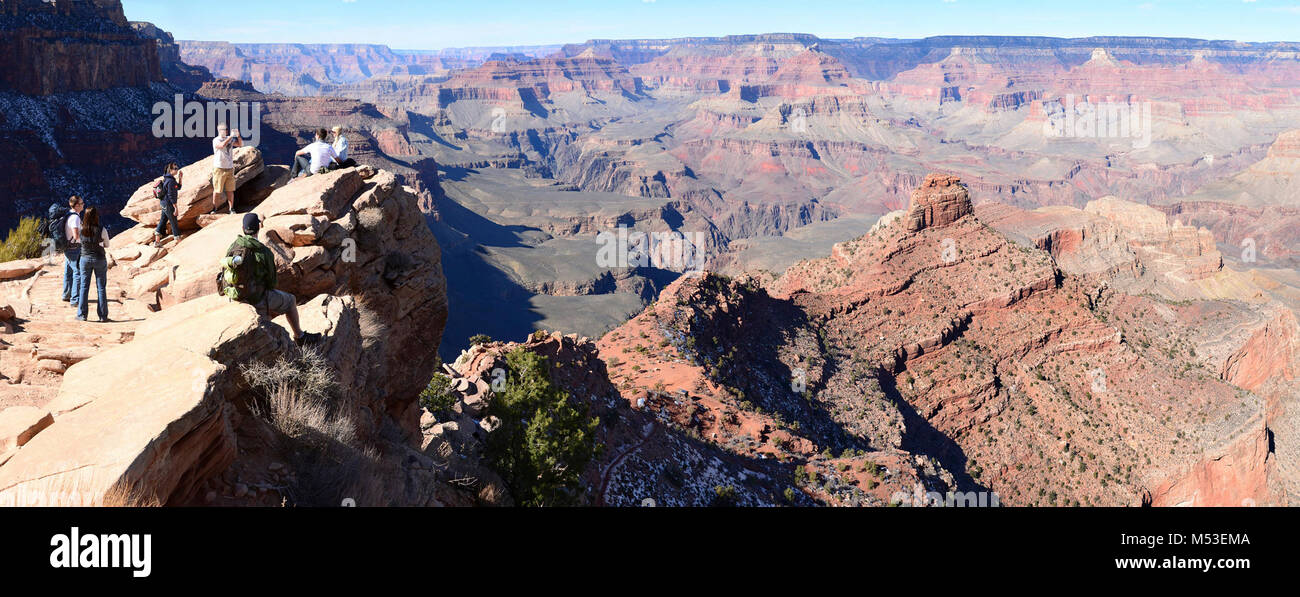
[241,348,393,506]
[102,480,163,508]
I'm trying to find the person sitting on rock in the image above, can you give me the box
[218,213,320,345]
[76,207,113,323]
[289,128,342,179]
[331,126,358,169]
[151,162,183,247]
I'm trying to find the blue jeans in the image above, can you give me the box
[155,199,180,238]
[78,253,108,321]
[62,248,81,305]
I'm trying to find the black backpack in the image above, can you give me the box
[44,203,71,252]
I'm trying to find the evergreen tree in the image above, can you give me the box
[485,348,600,506]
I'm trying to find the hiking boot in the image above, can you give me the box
[295,332,323,346]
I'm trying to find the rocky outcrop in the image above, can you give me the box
[121,146,266,229]
[904,174,974,232]
[0,155,449,506]
[591,175,1296,506]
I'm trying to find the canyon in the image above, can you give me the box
[1,1,1299,506]
[173,32,1300,357]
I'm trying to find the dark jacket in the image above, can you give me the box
[160,173,180,204]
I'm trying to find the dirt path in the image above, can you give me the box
[596,421,658,507]
[0,260,152,410]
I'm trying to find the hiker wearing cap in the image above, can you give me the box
[217,213,319,345]
[331,126,358,169]
[289,128,341,179]
[212,123,243,215]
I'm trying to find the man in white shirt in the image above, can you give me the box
[291,128,341,179]
[62,196,84,309]
[212,123,243,214]
[332,126,358,169]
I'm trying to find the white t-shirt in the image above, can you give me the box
[212,136,235,170]
[65,212,82,243]
[305,141,339,173]
[333,135,349,161]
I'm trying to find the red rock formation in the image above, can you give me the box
[904,174,973,231]
[587,175,1299,506]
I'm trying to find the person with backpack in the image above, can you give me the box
[51,196,84,308]
[150,162,184,247]
[218,214,319,345]
[76,207,112,322]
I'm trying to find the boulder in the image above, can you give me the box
[0,259,43,281]
[0,298,294,506]
[121,146,265,231]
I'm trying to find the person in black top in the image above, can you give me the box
[77,207,112,322]
[152,162,183,247]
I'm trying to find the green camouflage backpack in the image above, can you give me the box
[217,235,273,304]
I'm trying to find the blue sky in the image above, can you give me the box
[121,0,1300,49]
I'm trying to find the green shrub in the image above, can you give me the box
[484,348,600,506]
[468,334,494,347]
[712,484,737,507]
[0,217,45,263]
[419,372,456,418]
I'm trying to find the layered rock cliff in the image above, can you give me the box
[0,0,209,229]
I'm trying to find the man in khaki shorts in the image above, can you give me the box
[212,122,243,214]
[218,213,320,346]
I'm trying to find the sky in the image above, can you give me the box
[120,0,1300,49]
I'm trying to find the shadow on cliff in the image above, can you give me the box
[877,374,992,495]
[429,194,543,362]
[407,112,463,151]
[680,283,874,456]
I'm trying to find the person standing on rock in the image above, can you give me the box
[331,126,358,169]
[289,128,341,179]
[219,214,319,345]
[151,162,183,247]
[61,196,84,310]
[212,122,243,215]
[76,207,112,323]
